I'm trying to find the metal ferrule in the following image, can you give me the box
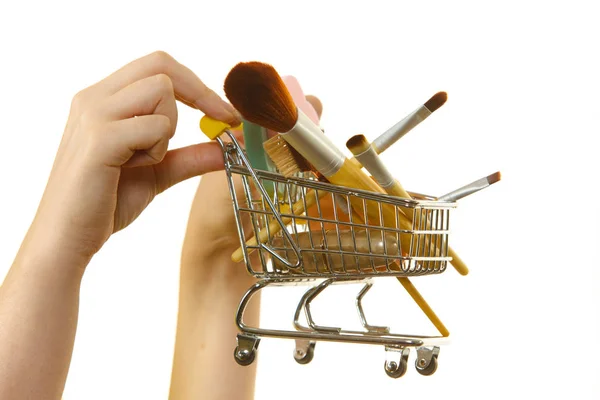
[372,106,431,154]
[280,108,345,177]
[438,176,490,202]
[353,144,395,189]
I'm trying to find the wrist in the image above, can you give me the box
[15,220,93,280]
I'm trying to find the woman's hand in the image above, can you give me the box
[1,51,243,400]
[29,50,241,264]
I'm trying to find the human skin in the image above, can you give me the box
[0,50,240,400]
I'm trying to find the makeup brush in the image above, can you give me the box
[437,172,502,202]
[346,134,469,276]
[224,61,417,262]
[373,91,447,154]
[349,92,448,169]
[224,62,408,223]
[262,75,321,177]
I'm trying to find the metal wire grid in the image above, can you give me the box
[221,139,455,280]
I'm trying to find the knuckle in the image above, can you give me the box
[149,50,174,69]
[156,115,172,135]
[154,73,174,92]
[71,88,90,111]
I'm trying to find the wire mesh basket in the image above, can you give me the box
[215,131,457,378]
[222,136,456,280]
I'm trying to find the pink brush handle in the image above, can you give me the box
[266,75,320,138]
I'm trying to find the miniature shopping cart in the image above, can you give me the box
[216,131,457,378]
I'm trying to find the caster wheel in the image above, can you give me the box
[234,346,256,366]
[416,355,438,376]
[294,342,316,365]
[384,357,408,379]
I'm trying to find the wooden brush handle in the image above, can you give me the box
[387,180,469,276]
[397,277,449,337]
[231,189,328,263]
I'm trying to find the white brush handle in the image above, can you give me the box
[372,105,431,154]
[280,109,345,177]
[352,144,395,188]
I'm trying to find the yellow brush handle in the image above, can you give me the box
[386,180,469,276]
[349,157,363,169]
[231,189,328,263]
[327,159,404,224]
[326,165,449,337]
[397,277,449,337]
[348,144,468,275]
[326,159,413,247]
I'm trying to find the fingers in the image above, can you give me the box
[104,114,173,168]
[93,74,177,167]
[101,74,178,123]
[152,142,226,193]
[98,51,240,125]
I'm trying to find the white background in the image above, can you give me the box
[1,1,599,399]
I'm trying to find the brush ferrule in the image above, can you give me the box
[353,144,395,188]
[281,109,345,177]
[438,176,490,202]
[372,106,431,154]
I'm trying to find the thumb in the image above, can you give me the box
[152,142,225,194]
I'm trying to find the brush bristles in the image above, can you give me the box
[487,171,502,184]
[346,134,371,155]
[224,62,298,133]
[263,135,311,177]
[424,91,448,113]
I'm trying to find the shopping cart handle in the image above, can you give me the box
[199,115,243,140]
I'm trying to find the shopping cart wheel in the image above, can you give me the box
[415,346,439,376]
[234,334,260,366]
[234,347,256,366]
[384,346,409,378]
[415,356,438,376]
[384,358,408,379]
[294,341,316,365]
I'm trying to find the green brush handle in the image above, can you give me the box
[242,119,275,196]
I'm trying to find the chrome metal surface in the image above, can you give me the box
[217,133,458,376]
[356,282,390,334]
[220,134,456,280]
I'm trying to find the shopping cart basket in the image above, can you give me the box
[215,130,457,378]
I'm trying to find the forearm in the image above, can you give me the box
[0,225,87,400]
[169,236,260,400]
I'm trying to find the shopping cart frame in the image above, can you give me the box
[215,131,457,378]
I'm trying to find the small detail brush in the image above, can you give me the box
[437,172,502,202]
[346,134,469,276]
[350,92,448,169]
[373,91,447,154]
